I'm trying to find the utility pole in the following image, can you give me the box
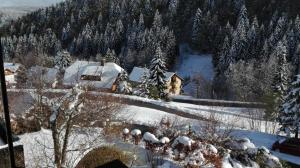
[0,40,16,167]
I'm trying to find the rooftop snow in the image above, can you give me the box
[63,61,123,89]
[4,62,21,73]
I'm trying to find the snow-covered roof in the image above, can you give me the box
[29,66,59,83]
[129,67,181,83]
[4,62,21,73]
[81,66,103,76]
[129,67,149,83]
[63,61,123,89]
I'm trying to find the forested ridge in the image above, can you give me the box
[1,0,300,101]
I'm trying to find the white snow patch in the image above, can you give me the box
[143,132,159,143]
[131,129,141,136]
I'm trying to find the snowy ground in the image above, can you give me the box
[232,130,300,165]
[18,103,300,167]
[0,0,63,7]
[19,128,103,168]
[117,105,200,126]
[0,0,64,25]
[175,44,214,97]
[10,89,299,166]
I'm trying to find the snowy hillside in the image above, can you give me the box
[0,0,64,7]
[0,0,64,25]
[176,44,214,98]
[176,44,214,81]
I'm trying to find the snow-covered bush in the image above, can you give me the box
[223,138,282,168]
[54,50,71,70]
[255,147,282,168]
[172,136,196,159]
[116,70,132,94]
[131,129,142,145]
[122,128,130,141]
[143,132,161,151]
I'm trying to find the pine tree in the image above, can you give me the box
[217,36,231,75]
[230,5,249,61]
[149,47,167,99]
[136,69,150,98]
[116,70,132,94]
[105,48,119,64]
[279,75,300,138]
[272,41,289,104]
[54,50,72,70]
[152,10,162,32]
[294,15,300,44]
[192,8,203,48]
[294,44,300,74]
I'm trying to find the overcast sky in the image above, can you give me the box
[1,0,63,7]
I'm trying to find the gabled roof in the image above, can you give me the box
[4,63,21,73]
[129,67,149,83]
[63,61,123,89]
[129,67,182,83]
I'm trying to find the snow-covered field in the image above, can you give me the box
[9,89,299,166]
[118,105,300,165]
[176,44,214,81]
[176,44,214,97]
[117,105,200,126]
[0,0,63,7]
[19,128,103,168]
[0,0,64,25]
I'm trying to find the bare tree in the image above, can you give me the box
[42,86,121,168]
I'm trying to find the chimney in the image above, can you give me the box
[101,58,106,66]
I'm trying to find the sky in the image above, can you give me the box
[0,0,64,7]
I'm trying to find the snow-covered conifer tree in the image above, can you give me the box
[149,47,167,98]
[279,75,300,138]
[294,44,300,74]
[192,8,203,48]
[152,10,162,32]
[136,69,150,98]
[229,5,249,61]
[272,41,289,103]
[105,48,119,64]
[294,15,300,43]
[116,70,132,94]
[54,50,72,70]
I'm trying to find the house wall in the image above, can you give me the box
[166,75,182,95]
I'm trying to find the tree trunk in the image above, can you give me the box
[51,120,62,168]
[61,116,72,166]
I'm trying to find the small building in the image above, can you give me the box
[4,63,21,76]
[129,67,183,95]
[3,63,22,86]
[63,61,123,91]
